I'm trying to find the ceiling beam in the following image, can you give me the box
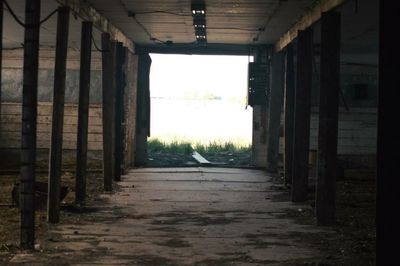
[136,43,253,56]
[274,0,347,52]
[56,0,134,52]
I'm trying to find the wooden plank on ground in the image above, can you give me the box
[192,151,211,166]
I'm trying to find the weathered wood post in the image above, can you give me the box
[377,2,400,264]
[47,6,70,223]
[20,0,41,249]
[251,46,270,168]
[114,42,126,181]
[134,54,151,166]
[101,33,115,191]
[75,21,92,204]
[283,44,295,185]
[266,51,284,173]
[291,28,313,202]
[315,11,341,225]
[0,0,3,137]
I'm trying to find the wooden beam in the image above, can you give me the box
[55,0,134,52]
[124,52,139,167]
[136,43,251,56]
[47,6,70,223]
[114,42,126,181]
[75,21,92,204]
[377,1,400,264]
[251,46,270,168]
[101,33,115,191]
[0,0,3,137]
[266,51,284,173]
[275,0,346,52]
[315,11,341,226]
[192,151,211,166]
[291,28,313,203]
[134,54,151,166]
[283,44,295,185]
[20,0,41,250]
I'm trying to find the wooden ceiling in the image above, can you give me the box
[2,0,378,56]
[86,0,315,46]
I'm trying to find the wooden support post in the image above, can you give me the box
[120,47,128,173]
[315,11,341,225]
[377,2,400,263]
[101,33,115,191]
[291,28,313,202]
[75,21,92,204]
[266,52,284,173]
[125,53,139,167]
[283,44,295,184]
[0,0,3,137]
[134,54,151,166]
[20,0,41,250]
[114,42,126,181]
[47,6,70,223]
[251,46,270,168]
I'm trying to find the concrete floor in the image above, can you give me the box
[11,167,332,265]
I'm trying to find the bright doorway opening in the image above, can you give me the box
[148,54,253,167]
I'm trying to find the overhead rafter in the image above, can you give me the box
[56,0,134,52]
[274,0,347,52]
[135,43,251,55]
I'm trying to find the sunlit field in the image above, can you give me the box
[149,54,252,147]
[149,98,252,147]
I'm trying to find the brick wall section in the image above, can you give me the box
[310,107,377,155]
[277,107,377,155]
[0,102,102,150]
[0,48,139,158]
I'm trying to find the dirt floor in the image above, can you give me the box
[277,169,376,265]
[0,161,375,265]
[0,170,106,264]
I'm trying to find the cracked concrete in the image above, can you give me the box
[10,167,333,265]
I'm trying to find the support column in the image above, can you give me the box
[114,42,126,181]
[315,11,341,225]
[291,28,313,202]
[20,0,41,249]
[124,52,139,167]
[75,21,92,204]
[0,0,3,137]
[377,1,400,263]
[251,46,270,168]
[266,52,284,173]
[134,54,151,166]
[283,44,295,184]
[101,33,115,191]
[315,11,340,225]
[47,6,70,223]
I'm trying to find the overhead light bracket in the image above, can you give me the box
[191,1,207,44]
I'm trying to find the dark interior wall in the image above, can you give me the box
[339,63,378,108]
[0,48,104,152]
[0,47,139,171]
[309,55,378,108]
[1,48,102,104]
[2,68,102,104]
[282,38,378,170]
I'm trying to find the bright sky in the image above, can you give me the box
[149,54,253,145]
[150,54,250,100]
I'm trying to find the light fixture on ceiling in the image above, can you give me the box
[191,2,206,15]
[191,1,207,44]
